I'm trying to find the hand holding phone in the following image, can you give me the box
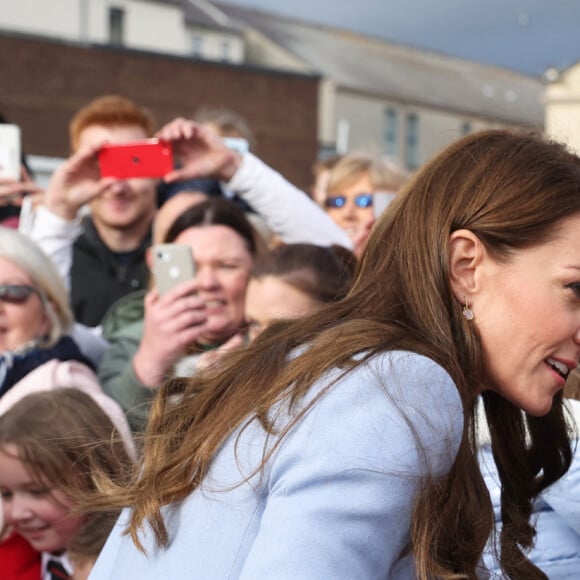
[99,139,173,179]
[152,244,196,295]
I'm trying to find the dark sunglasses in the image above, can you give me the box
[325,193,373,209]
[0,284,39,304]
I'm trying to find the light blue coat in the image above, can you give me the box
[90,351,463,579]
[481,399,580,578]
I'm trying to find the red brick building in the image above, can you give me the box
[0,32,320,190]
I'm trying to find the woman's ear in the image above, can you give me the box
[448,229,485,303]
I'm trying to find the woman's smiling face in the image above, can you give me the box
[470,214,580,416]
[175,225,253,345]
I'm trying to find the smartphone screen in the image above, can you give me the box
[99,139,173,179]
[152,244,196,295]
[0,124,21,181]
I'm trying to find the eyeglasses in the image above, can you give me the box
[0,284,40,304]
[325,193,373,209]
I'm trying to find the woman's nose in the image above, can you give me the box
[196,266,220,290]
[341,199,357,219]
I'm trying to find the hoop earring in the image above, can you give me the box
[462,297,474,321]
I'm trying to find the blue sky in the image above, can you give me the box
[221,0,580,76]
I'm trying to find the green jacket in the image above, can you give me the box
[98,289,206,432]
[98,290,152,432]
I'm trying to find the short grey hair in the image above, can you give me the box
[0,227,73,346]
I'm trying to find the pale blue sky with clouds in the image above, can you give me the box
[219,0,580,76]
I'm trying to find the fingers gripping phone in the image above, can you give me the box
[99,139,173,179]
[153,244,196,295]
[0,124,21,180]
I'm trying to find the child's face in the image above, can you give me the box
[0,444,84,553]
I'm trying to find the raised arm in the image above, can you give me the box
[23,143,115,290]
[157,118,352,249]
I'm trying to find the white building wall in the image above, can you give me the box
[85,0,108,43]
[0,0,244,61]
[0,0,84,40]
[0,0,187,54]
[188,27,244,63]
[334,91,513,170]
[118,0,186,54]
[317,78,336,148]
[545,65,580,155]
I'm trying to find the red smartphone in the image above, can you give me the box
[98,139,173,179]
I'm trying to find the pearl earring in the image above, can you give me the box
[462,297,474,321]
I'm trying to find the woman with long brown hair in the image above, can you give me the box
[90,124,580,579]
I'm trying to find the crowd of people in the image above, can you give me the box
[0,94,579,579]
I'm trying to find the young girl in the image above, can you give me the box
[244,243,357,341]
[0,389,133,579]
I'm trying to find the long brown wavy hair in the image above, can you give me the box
[96,130,580,579]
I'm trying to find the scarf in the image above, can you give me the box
[0,336,95,398]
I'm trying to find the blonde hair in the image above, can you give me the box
[327,152,408,194]
[0,227,73,346]
[0,388,133,511]
[192,106,255,150]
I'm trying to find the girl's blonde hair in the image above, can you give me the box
[327,151,408,194]
[0,227,73,346]
[0,389,132,498]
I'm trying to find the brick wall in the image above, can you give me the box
[0,32,319,190]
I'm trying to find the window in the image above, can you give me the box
[109,7,125,46]
[221,39,231,61]
[405,113,419,170]
[191,34,204,57]
[383,108,398,157]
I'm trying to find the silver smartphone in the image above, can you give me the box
[0,124,21,180]
[152,244,196,295]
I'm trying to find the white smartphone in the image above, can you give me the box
[373,191,397,219]
[0,124,21,181]
[152,244,196,295]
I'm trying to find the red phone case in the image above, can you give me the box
[98,139,173,179]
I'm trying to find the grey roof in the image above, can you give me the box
[182,0,244,33]
[215,2,544,127]
[143,0,182,6]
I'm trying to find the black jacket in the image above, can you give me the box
[70,218,150,327]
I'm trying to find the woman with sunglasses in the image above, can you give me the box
[324,152,407,256]
[0,227,132,449]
